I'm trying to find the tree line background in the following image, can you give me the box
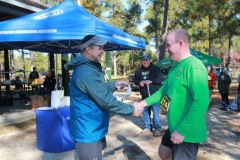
[0,0,239,79]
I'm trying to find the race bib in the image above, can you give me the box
[160,95,171,113]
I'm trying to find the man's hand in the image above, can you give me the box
[171,131,185,144]
[138,100,147,109]
[132,102,143,117]
[115,81,128,90]
[139,80,152,87]
[139,80,145,87]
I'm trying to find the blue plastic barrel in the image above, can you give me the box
[35,106,75,153]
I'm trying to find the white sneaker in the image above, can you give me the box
[25,102,31,105]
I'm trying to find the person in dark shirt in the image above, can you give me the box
[29,66,39,80]
[218,69,232,111]
[14,76,23,90]
[13,76,28,104]
[133,54,164,136]
[29,67,40,91]
[38,70,56,95]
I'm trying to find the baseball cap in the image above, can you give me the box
[80,35,108,50]
[142,54,150,60]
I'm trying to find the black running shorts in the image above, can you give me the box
[161,129,199,160]
[75,137,106,160]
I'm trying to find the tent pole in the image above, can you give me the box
[105,51,112,82]
[49,54,55,73]
[4,48,10,81]
[4,48,10,93]
[21,49,26,80]
[61,54,69,96]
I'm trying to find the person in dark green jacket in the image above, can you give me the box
[138,29,209,160]
[64,35,142,160]
[218,69,232,111]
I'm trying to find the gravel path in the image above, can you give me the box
[0,91,239,160]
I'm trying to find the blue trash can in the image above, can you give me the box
[35,106,75,153]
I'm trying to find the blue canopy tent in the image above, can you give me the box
[0,0,145,53]
[0,0,145,96]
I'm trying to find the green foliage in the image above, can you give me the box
[143,0,164,42]
[101,0,127,29]
[80,0,102,17]
[3,0,238,77]
[234,36,240,52]
[40,0,64,6]
[177,0,239,50]
[124,1,142,33]
[100,0,145,75]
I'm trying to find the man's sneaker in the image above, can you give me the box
[25,102,31,105]
[225,107,230,111]
[140,129,151,135]
[220,106,229,111]
[220,106,225,110]
[153,130,161,136]
[150,127,155,133]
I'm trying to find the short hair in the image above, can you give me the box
[174,29,190,44]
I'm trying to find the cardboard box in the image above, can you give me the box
[31,95,50,110]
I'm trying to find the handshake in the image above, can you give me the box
[132,101,147,117]
[115,81,148,117]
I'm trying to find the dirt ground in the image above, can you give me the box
[0,88,239,160]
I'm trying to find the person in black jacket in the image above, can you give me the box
[38,70,56,95]
[218,69,232,111]
[133,54,164,136]
[13,76,28,104]
[29,67,40,91]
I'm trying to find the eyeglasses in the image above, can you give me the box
[166,41,179,48]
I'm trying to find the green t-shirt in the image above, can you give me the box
[146,56,209,143]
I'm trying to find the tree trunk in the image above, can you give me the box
[113,54,117,76]
[21,50,26,79]
[227,34,233,77]
[159,0,169,61]
[153,1,160,60]
[30,51,34,71]
[209,15,214,56]
[218,36,225,66]
[10,50,14,71]
[155,31,159,60]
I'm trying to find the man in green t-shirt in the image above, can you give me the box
[139,29,209,160]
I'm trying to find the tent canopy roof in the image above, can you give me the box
[0,0,145,53]
[157,49,222,67]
